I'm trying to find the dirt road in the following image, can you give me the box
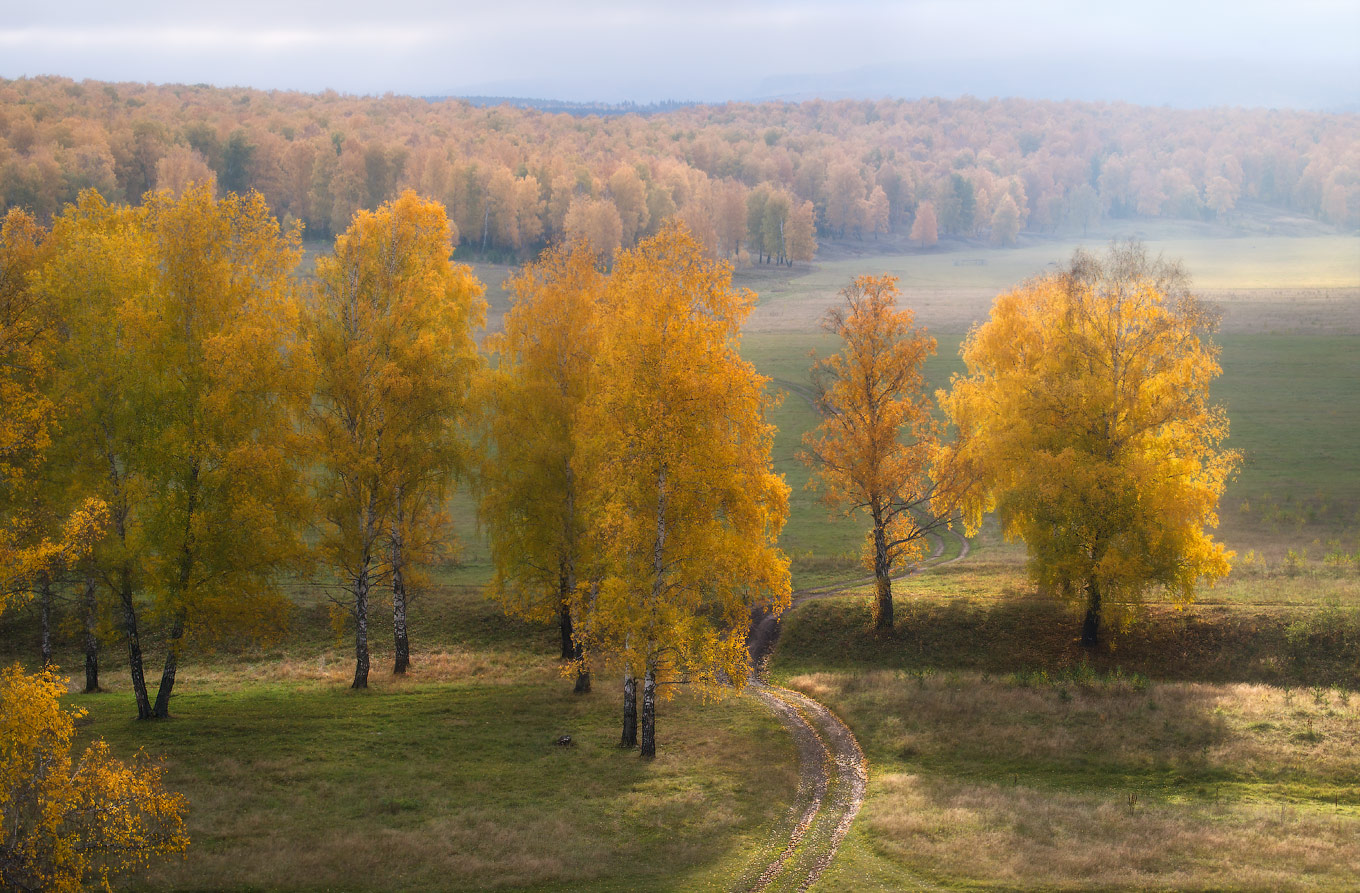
[740,530,968,890]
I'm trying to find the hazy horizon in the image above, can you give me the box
[3,1,1358,111]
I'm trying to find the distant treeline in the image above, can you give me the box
[0,76,1356,262]
[443,96,701,117]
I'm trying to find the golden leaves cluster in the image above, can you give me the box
[306,190,486,589]
[800,275,945,576]
[483,224,791,689]
[940,243,1240,622]
[579,224,791,686]
[0,665,188,893]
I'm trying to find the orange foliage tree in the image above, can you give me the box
[799,275,959,630]
[480,240,605,693]
[578,223,790,757]
[39,186,309,719]
[306,191,485,687]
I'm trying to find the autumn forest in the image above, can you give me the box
[2,76,1358,258]
[2,72,1358,893]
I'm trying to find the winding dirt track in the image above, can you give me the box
[740,528,969,891]
[744,684,867,892]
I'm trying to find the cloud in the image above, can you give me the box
[0,25,439,53]
[0,1,1355,106]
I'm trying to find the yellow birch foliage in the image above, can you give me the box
[1,201,184,893]
[481,240,603,626]
[45,186,308,643]
[0,665,188,892]
[799,274,951,628]
[306,191,485,686]
[136,184,310,635]
[0,208,53,493]
[0,207,106,607]
[940,243,1239,643]
[34,192,155,608]
[579,222,791,689]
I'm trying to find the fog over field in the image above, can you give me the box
[3,0,1358,108]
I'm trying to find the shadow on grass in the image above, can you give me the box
[776,594,1360,689]
[794,665,1360,889]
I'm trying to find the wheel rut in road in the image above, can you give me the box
[739,525,969,891]
[742,683,867,892]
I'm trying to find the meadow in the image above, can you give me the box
[7,215,1358,890]
[744,220,1360,890]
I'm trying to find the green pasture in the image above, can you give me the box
[32,581,801,893]
[72,679,794,892]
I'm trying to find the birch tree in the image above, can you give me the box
[940,243,1239,646]
[41,186,308,719]
[480,240,603,693]
[306,190,484,687]
[579,223,791,758]
[799,275,960,630]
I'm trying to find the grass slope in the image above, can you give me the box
[768,565,1360,890]
[7,585,800,892]
[73,678,795,892]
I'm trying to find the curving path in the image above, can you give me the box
[743,683,867,892]
[740,526,969,891]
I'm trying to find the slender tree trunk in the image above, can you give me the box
[118,567,153,720]
[1081,578,1101,648]
[83,575,100,693]
[558,585,574,660]
[639,665,657,759]
[38,574,53,667]
[572,641,591,694]
[873,519,893,630]
[391,488,410,675]
[353,564,371,688]
[152,614,185,718]
[353,489,376,689]
[391,569,410,674]
[620,673,637,747]
[154,460,199,718]
[573,575,594,695]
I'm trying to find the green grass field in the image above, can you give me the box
[16,584,800,892]
[73,678,796,892]
[750,226,1360,890]
[9,220,1359,891]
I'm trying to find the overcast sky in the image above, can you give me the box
[2,0,1357,109]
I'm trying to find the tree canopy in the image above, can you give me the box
[3,76,1355,254]
[940,242,1240,646]
[800,274,958,629]
[306,190,485,688]
[480,239,605,686]
[577,223,791,757]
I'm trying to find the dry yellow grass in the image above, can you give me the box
[158,645,548,692]
[788,670,1360,891]
[868,773,1356,891]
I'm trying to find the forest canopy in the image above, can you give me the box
[0,76,1356,260]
